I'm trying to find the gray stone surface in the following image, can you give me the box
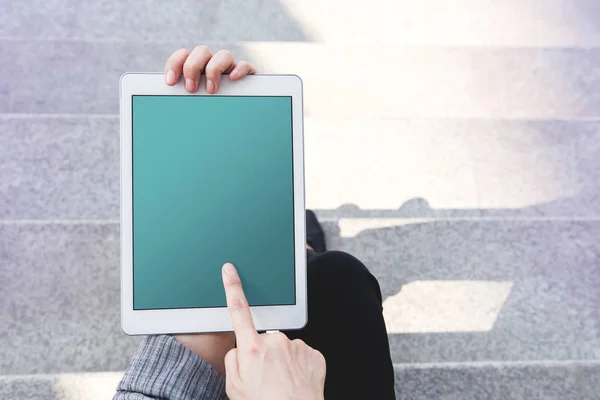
[0,116,119,219]
[3,0,600,46]
[0,223,139,375]
[306,118,600,216]
[0,375,57,400]
[3,116,600,220]
[1,362,598,400]
[394,361,600,400]
[0,0,309,42]
[0,40,243,115]
[313,0,600,46]
[0,372,121,400]
[280,46,600,118]
[1,221,598,374]
[575,124,600,210]
[321,219,600,363]
[3,41,600,118]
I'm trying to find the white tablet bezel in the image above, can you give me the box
[119,73,306,335]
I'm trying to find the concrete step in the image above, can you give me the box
[393,360,600,400]
[320,218,600,364]
[299,0,600,47]
[2,115,599,219]
[1,221,598,375]
[3,0,600,46]
[0,223,139,375]
[3,41,600,118]
[1,361,599,400]
[0,372,121,400]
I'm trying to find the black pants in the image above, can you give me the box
[283,251,396,400]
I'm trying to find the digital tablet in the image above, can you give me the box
[119,73,306,335]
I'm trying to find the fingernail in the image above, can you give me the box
[166,70,175,84]
[207,79,215,93]
[229,68,238,79]
[223,263,236,276]
[185,78,195,92]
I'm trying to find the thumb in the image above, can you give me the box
[224,348,240,397]
[224,348,240,379]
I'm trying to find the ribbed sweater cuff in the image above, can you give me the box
[115,335,226,400]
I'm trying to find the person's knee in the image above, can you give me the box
[307,250,384,314]
[308,250,374,288]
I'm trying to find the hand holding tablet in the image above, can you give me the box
[120,46,307,335]
[163,46,257,92]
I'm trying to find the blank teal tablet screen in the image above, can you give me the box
[132,95,295,310]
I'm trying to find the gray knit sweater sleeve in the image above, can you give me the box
[113,335,227,400]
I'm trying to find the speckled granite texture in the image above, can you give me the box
[0,117,120,219]
[1,363,599,400]
[0,375,56,400]
[4,0,600,46]
[325,218,600,289]
[394,361,600,400]
[0,223,140,375]
[3,41,600,118]
[0,372,123,400]
[328,219,600,363]
[0,0,308,42]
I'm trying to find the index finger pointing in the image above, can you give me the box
[222,263,259,347]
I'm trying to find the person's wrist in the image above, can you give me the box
[174,332,235,377]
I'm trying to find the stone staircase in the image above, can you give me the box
[1,0,600,399]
